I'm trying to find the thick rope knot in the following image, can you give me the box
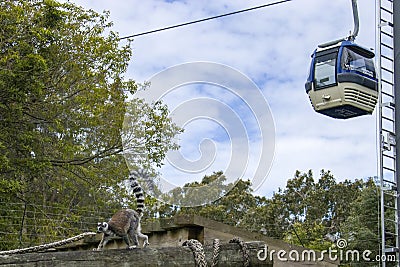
[182,239,207,267]
[211,238,220,267]
[183,238,248,267]
[229,237,250,267]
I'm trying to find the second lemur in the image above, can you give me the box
[96,172,149,250]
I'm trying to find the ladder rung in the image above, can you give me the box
[382,30,394,39]
[382,179,396,186]
[384,231,398,237]
[384,247,399,253]
[383,187,397,193]
[381,102,395,110]
[380,19,394,28]
[382,116,395,122]
[382,129,395,134]
[384,218,397,224]
[384,205,397,210]
[382,79,394,86]
[381,7,393,15]
[382,54,394,62]
[382,67,394,74]
[382,158,396,164]
[382,103,395,110]
[383,189,397,194]
[383,166,396,172]
[382,42,394,50]
[381,91,395,98]
[383,153,396,160]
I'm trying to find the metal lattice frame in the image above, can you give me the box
[377,0,399,265]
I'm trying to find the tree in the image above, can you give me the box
[340,180,381,266]
[241,193,290,239]
[0,0,181,249]
[196,178,256,226]
[284,221,332,251]
[149,169,381,258]
[157,171,258,227]
[239,170,368,249]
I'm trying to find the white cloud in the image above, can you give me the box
[66,0,378,197]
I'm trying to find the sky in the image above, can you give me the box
[65,0,378,198]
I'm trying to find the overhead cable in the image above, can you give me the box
[119,0,293,40]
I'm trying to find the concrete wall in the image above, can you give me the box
[0,242,272,267]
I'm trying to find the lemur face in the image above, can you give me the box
[97,222,109,233]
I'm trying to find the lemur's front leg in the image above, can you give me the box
[95,234,110,251]
[138,232,149,248]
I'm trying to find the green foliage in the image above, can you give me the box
[178,173,256,226]
[340,181,381,265]
[150,170,381,258]
[0,0,181,249]
[284,221,332,251]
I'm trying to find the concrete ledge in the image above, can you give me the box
[0,242,272,267]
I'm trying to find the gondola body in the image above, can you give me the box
[305,40,378,119]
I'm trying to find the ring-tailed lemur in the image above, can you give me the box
[95,172,149,250]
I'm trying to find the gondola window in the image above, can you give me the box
[341,48,375,78]
[314,52,337,90]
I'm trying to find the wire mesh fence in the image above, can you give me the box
[0,201,110,250]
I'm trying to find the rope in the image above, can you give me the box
[183,238,250,267]
[182,239,207,267]
[229,237,250,267]
[211,239,220,267]
[0,232,96,255]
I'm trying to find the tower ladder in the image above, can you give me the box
[377,0,398,265]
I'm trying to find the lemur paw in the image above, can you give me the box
[128,245,137,250]
[143,242,150,248]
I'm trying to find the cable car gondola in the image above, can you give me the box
[305,40,378,119]
[305,0,378,119]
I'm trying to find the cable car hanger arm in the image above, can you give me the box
[350,0,359,40]
[319,0,360,48]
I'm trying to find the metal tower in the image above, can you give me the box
[377,0,398,265]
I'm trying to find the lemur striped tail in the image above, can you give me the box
[129,171,145,214]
